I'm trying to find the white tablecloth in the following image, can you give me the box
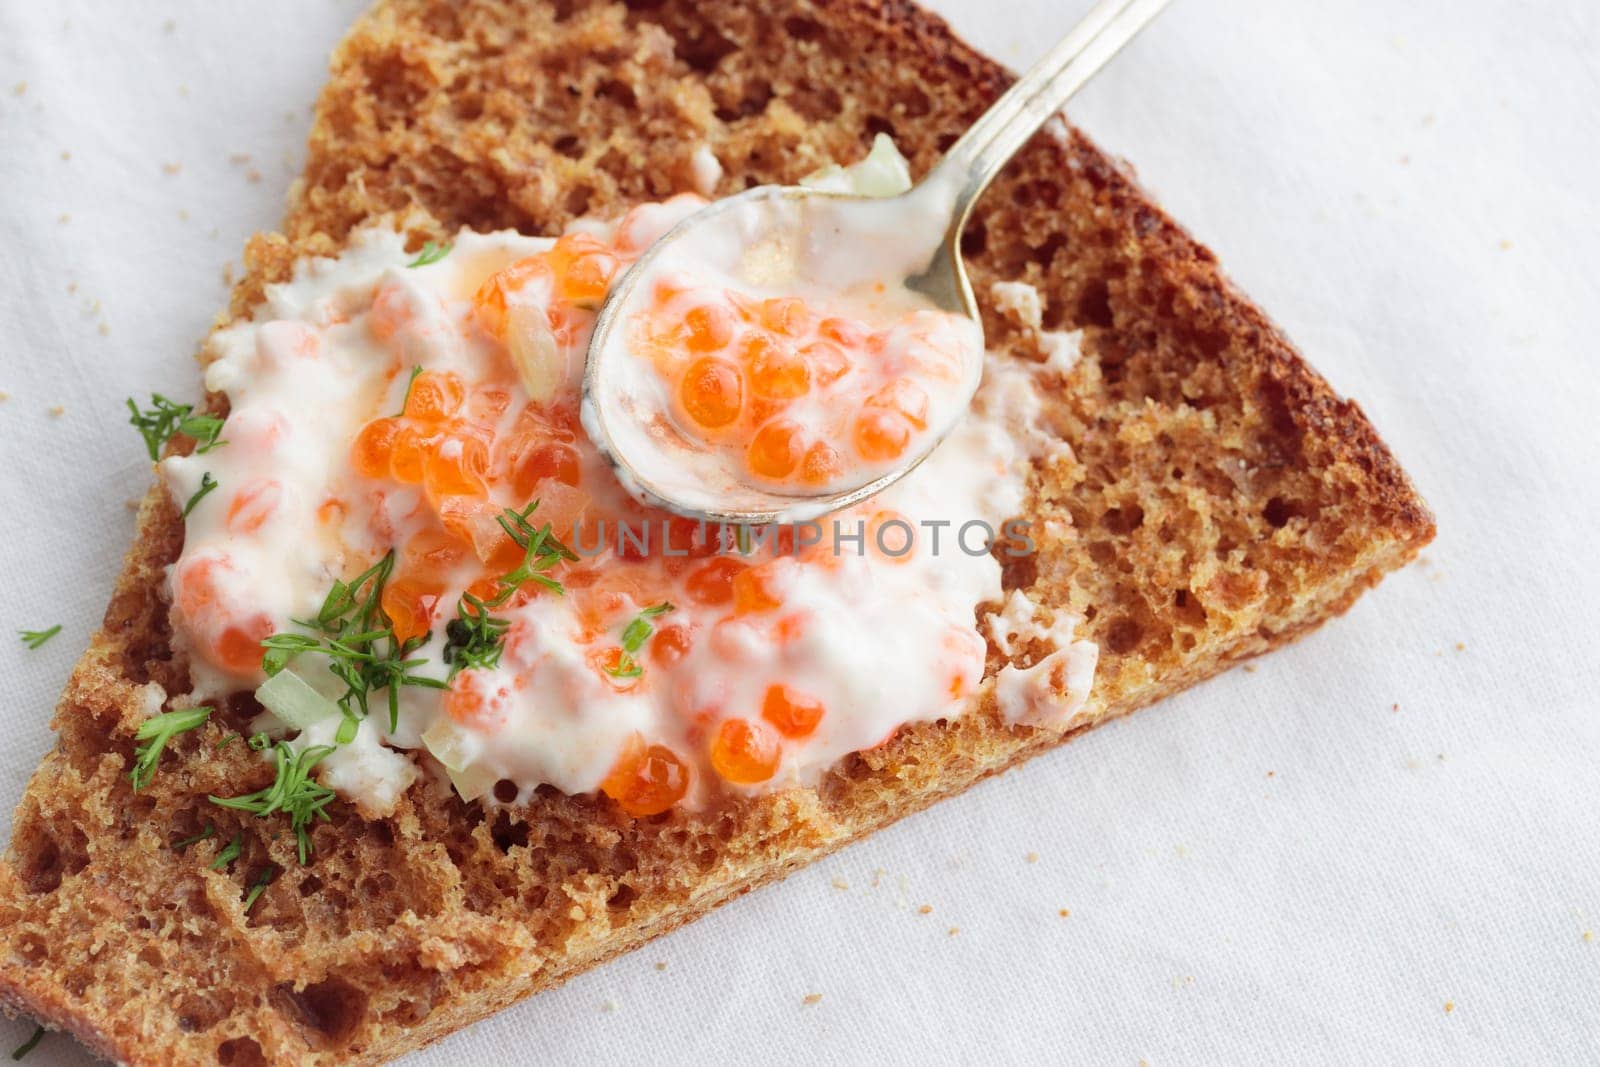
[2,0,1596,1062]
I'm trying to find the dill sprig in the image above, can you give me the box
[406,240,453,268]
[182,471,218,517]
[243,865,277,912]
[442,594,510,680]
[126,394,227,461]
[396,364,423,417]
[128,706,213,791]
[17,625,61,650]
[487,501,574,604]
[172,824,216,852]
[10,1024,44,1060]
[438,502,574,681]
[604,602,674,680]
[209,834,243,871]
[260,551,446,732]
[210,742,337,865]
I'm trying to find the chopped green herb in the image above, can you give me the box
[406,240,453,268]
[10,1024,44,1060]
[182,471,218,517]
[209,742,337,865]
[217,733,239,750]
[126,394,226,460]
[604,602,673,680]
[179,413,228,454]
[489,501,574,603]
[442,594,510,680]
[262,550,446,733]
[243,865,277,912]
[172,824,216,852]
[246,731,271,751]
[209,834,242,870]
[129,706,213,791]
[396,364,423,417]
[17,625,61,650]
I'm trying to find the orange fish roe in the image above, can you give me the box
[601,736,690,816]
[747,419,804,479]
[444,669,511,730]
[853,408,911,461]
[173,555,273,677]
[731,561,786,615]
[546,232,619,307]
[685,556,746,606]
[472,256,549,340]
[351,417,400,477]
[798,441,843,487]
[650,622,694,667]
[745,334,810,399]
[389,425,427,484]
[630,281,974,492]
[682,304,735,352]
[421,432,490,500]
[210,616,274,675]
[405,370,465,422]
[709,717,781,784]
[801,339,850,386]
[762,684,825,739]
[680,357,743,428]
[225,478,281,535]
[381,575,443,643]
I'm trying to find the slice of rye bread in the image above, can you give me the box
[0,0,1435,1062]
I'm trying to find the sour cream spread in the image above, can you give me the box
[160,140,1097,816]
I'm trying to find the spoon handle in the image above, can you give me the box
[929,0,1172,228]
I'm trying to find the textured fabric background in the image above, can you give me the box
[1,0,1596,1062]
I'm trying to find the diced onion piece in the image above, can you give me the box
[254,669,340,730]
[446,764,497,804]
[799,133,912,199]
[420,718,469,771]
[421,719,497,801]
[507,304,567,402]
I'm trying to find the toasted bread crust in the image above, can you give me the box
[0,1,1432,1063]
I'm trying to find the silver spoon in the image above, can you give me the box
[582,0,1172,525]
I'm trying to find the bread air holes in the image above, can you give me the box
[216,1036,268,1067]
[490,810,531,852]
[274,978,368,1049]
[1104,615,1143,655]
[714,79,772,123]
[1077,278,1114,329]
[178,995,228,1033]
[1263,495,1311,529]
[15,931,48,964]
[607,881,638,913]
[1100,504,1144,535]
[666,24,737,73]
[17,825,88,895]
[783,15,824,41]
[864,114,896,140]
[959,218,987,259]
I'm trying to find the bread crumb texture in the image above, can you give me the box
[0,1,1431,1063]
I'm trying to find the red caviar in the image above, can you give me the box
[601,736,690,816]
[709,717,780,784]
[680,358,743,428]
[761,684,825,739]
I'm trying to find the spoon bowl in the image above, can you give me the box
[581,0,1171,524]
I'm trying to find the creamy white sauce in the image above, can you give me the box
[162,149,1097,815]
